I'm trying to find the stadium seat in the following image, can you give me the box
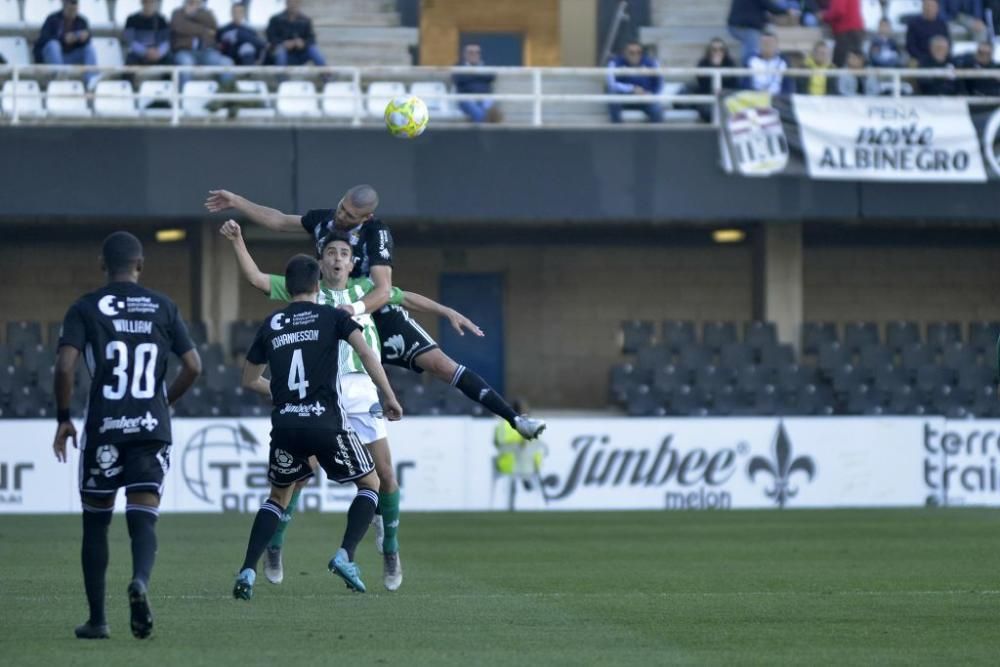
[915,365,955,397]
[620,320,654,355]
[636,343,672,371]
[410,81,461,120]
[79,0,112,29]
[652,363,687,396]
[234,79,276,119]
[693,364,734,393]
[366,81,406,118]
[817,341,850,373]
[885,321,920,352]
[46,80,91,118]
[93,80,138,117]
[204,363,239,394]
[321,80,360,119]
[609,363,641,402]
[860,0,883,31]
[182,80,226,117]
[92,36,124,68]
[11,386,49,418]
[858,344,893,371]
[677,345,712,372]
[719,342,753,369]
[114,0,140,26]
[137,80,175,117]
[968,321,1000,355]
[951,41,977,58]
[187,320,208,345]
[0,36,31,66]
[759,344,795,368]
[899,342,934,376]
[801,321,838,355]
[24,0,60,28]
[0,344,9,369]
[229,320,259,356]
[829,363,860,395]
[20,342,47,375]
[926,321,962,351]
[205,0,234,22]
[661,321,696,352]
[702,321,737,351]
[776,363,817,394]
[6,321,42,354]
[843,321,879,353]
[196,342,224,369]
[276,80,320,118]
[248,0,282,29]
[1,80,45,117]
[941,341,977,370]
[743,321,777,351]
[0,0,23,29]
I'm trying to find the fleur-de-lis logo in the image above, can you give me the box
[748,422,815,508]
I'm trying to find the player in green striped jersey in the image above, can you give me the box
[221,220,479,590]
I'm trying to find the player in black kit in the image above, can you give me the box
[205,185,545,440]
[232,254,403,598]
[53,231,202,640]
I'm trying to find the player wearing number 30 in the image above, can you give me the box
[53,231,203,641]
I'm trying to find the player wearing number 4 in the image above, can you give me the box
[53,232,202,640]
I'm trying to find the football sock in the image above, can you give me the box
[268,488,300,549]
[451,365,519,426]
[342,489,378,560]
[379,490,401,554]
[125,504,159,588]
[240,499,285,572]
[81,503,113,626]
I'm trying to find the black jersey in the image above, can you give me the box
[301,209,394,279]
[246,301,361,430]
[58,281,195,446]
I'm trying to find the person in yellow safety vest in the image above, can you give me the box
[493,400,547,510]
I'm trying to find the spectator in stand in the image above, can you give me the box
[835,50,880,95]
[218,2,265,66]
[801,40,834,94]
[34,0,97,89]
[685,38,739,122]
[267,0,325,67]
[798,0,822,26]
[747,32,793,94]
[452,43,502,123]
[823,0,865,66]
[941,0,989,41]
[171,0,234,85]
[123,0,171,67]
[918,35,961,94]
[958,41,1000,95]
[727,0,799,64]
[869,17,904,67]
[606,40,663,123]
[906,0,950,64]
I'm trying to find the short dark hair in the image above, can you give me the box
[318,230,353,257]
[345,184,379,212]
[285,254,320,296]
[102,231,143,275]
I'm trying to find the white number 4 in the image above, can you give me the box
[288,348,309,399]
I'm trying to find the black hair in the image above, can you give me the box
[318,230,353,257]
[285,254,321,296]
[345,184,379,211]
[102,231,143,275]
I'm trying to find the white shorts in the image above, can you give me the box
[347,410,387,445]
[339,372,387,445]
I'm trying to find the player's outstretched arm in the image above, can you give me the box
[219,220,271,294]
[52,345,80,462]
[168,348,202,405]
[348,330,403,420]
[205,189,302,233]
[345,265,393,317]
[402,290,484,337]
[241,361,272,398]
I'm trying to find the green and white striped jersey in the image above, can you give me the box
[269,275,404,374]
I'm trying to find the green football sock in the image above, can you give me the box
[379,490,401,554]
[268,488,301,549]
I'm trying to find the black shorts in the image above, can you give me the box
[269,428,374,486]
[79,440,169,497]
[373,304,438,372]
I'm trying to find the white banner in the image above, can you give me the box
[0,416,992,513]
[792,95,987,182]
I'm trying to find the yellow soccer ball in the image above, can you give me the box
[384,95,429,138]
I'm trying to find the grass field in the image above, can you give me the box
[2,509,1000,665]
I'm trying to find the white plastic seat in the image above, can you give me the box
[887,0,922,33]
[860,0,883,31]
[78,0,112,29]
[365,81,406,118]
[0,0,24,30]
[114,0,139,26]
[322,81,359,118]
[951,41,977,58]
[0,36,31,66]
[46,80,91,117]
[248,0,283,30]
[160,0,183,18]
[93,79,138,117]
[410,81,459,120]
[205,0,235,23]
[24,0,61,29]
[1,80,46,117]
[276,80,320,117]
[92,37,124,68]
[235,79,276,119]
[137,79,176,117]
[182,79,226,117]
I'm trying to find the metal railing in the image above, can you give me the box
[1,64,999,127]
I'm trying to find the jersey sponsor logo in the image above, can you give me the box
[279,401,326,417]
[378,229,390,260]
[270,313,290,331]
[98,411,159,435]
[98,295,124,316]
[368,402,383,419]
[334,435,357,476]
[383,334,405,360]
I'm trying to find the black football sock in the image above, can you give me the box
[241,499,285,572]
[125,504,159,587]
[341,489,378,561]
[81,503,113,626]
[451,365,519,426]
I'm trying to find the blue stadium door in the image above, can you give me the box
[438,273,505,396]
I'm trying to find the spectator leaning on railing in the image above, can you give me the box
[123,0,171,67]
[869,17,904,67]
[906,0,950,64]
[746,32,793,94]
[918,34,962,94]
[834,49,880,95]
[171,0,234,85]
[34,0,97,89]
[957,40,1000,95]
[727,0,799,64]
[218,2,266,66]
[941,0,989,41]
[452,43,502,123]
[801,40,834,94]
[266,0,325,67]
[822,0,865,67]
[606,40,663,123]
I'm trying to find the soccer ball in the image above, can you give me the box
[384,95,429,138]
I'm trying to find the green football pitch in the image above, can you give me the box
[2,509,1000,666]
